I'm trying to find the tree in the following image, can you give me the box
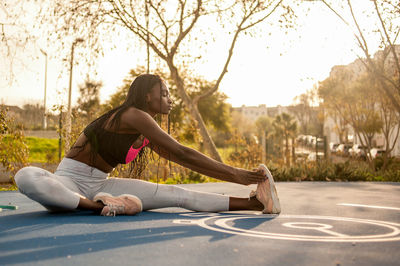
[230,110,258,143]
[273,112,297,166]
[102,67,232,142]
[44,0,293,161]
[0,106,29,182]
[319,66,383,167]
[374,75,400,170]
[0,1,37,83]
[351,75,383,163]
[329,111,350,144]
[75,78,102,123]
[256,115,273,164]
[318,0,400,114]
[291,86,323,136]
[292,90,315,135]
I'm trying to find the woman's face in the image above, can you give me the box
[146,81,173,115]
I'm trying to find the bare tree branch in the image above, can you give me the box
[347,0,370,57]
[373,0,400,87]
[170,0,202,58]
[195,0,283,103]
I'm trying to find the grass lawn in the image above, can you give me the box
[25,136,62,163]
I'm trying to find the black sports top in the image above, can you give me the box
[83,118,149,168]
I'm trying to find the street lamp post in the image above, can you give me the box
[40,48,48,130]
[65,38,84,153]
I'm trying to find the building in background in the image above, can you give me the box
[323,45,400,157]
[233,104,290,121]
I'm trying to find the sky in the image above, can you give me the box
[0,1,382,112]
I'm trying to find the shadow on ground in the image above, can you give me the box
[0,210,276,264]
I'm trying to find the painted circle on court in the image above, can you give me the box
[173,214,400,242]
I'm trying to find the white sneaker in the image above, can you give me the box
[250,164,281,214]
[94,192,143,216]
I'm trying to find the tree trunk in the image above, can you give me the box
[261,130,266,165]
[291,137,296,165]
[285,135,290,166]
[168,62,223,162]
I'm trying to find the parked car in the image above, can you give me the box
[370,148,387,159]
[306,152,325,162]
[349,144,368,158]
[336,143,353,156]
[297,135,306,145]
[329,143,339,154]
[305,135,314,147]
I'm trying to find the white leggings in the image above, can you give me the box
[14,158,229,212]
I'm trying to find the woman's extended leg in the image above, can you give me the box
[97,178,263,212]
[99,178,228,212]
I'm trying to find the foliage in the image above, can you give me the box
[319,0,400,114]
[267,159,400,182]
[0,1,39,84]
[4,131,400,188]
[226,131,262,169]
[0,106,29,182]
[317,0,400,170]
[319,64,399,169]
[0,184,18,191]
[272,112,297,165]
[291,87,322,136]
[37,0,294,161]
[66,109,88,148]
[230,110,258,142]
[192,79,231,133]
[74,78,102,123]
[255,116,273,135]
[102,67,232,143]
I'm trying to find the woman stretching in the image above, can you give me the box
[15,74,281,216]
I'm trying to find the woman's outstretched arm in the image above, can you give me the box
[122,108,266,185]
[148,143,265,185]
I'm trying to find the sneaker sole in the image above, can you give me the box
[258,164,281,214]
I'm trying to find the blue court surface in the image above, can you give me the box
[1,182,400,266]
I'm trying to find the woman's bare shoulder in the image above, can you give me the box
[122,107,152,120]
[119,107,153,130]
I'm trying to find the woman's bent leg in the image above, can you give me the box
[14,166,81,212]
[100,178,230,212]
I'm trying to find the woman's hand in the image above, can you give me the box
[232,167,267,185]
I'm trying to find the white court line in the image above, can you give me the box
[338,203,400,211]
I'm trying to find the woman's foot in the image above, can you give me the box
[250,164,281,214]
[93,192,143,216]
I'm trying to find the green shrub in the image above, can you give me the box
[0,106,29,182]
[266,160,399,182]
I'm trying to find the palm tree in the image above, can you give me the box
[273,112,298,166]
[256,116,273,164]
